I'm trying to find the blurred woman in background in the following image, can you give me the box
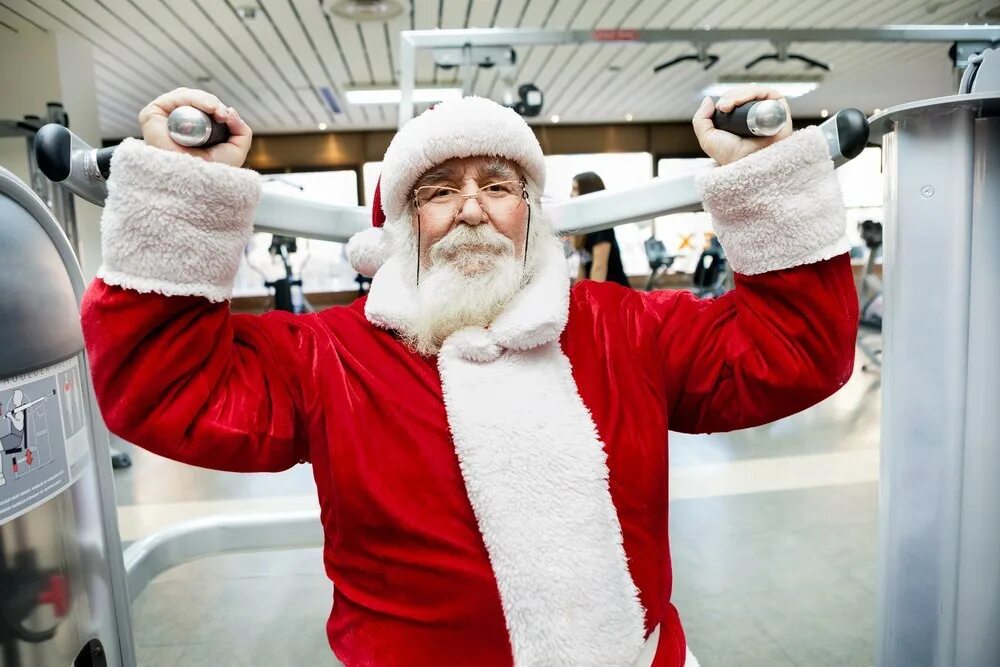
[571,172,631,287]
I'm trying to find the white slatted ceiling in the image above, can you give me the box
[413,0,437,90]
[542,0,672,120]
[461,0,500,91]
[473,0,529,97]
[0,0,989,139]
[434,0,470,85]
[0,2,45,31]
[289,0,364,124]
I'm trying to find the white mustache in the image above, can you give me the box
[429,225,515,262]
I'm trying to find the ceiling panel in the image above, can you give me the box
[473,0,530,97]
[0,1,46,31]
[3,0,992,139]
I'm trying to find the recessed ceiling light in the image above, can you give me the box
[345,87,463,105]
[703,80,820,99]
[325,0,404,21]
[235,5,259,20]
[625,113,634,122]
[318,122,328,130]
[820,109,829,118]
[550,114,560,123]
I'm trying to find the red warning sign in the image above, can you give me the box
[592,29,640,42]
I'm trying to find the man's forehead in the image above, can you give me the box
[418,156,520,183]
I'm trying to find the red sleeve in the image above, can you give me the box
[81,280,318,472]
[642,254,858,434]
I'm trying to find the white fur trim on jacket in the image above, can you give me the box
[97,138,260,302]
[379,96,546,222]
[438,337,646,667]
[367,241,647,663]
[696,126,851,276]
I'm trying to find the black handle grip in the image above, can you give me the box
[34,123,72,182]
[711,99,788,138]
[835,108,869,160]
[204,117,231,147]
[712,103,755,136]
[95,146,115,179]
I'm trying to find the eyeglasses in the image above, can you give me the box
[413,180,526,220]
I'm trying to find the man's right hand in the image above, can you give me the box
[138,88,252,168]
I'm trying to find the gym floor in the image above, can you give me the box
[115,358,881,667]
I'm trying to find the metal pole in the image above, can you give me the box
[398,32,417,127]
[400,25,1000,49]
[460,43,474,97]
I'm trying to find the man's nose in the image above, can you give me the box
[455,193,485,226]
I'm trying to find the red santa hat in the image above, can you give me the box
[346,96,546,277]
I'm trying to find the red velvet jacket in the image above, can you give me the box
[82,130,858,666]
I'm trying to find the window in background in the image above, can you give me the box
[655,147,885,273]
[835,147,884,254]
[543,152,653,276]
[232,170,360,297]
[654,158,716,274]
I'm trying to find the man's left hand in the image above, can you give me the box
[692,85,792,166]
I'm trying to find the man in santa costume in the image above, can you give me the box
[81,86,858,666]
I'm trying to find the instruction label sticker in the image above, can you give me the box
[0,357,92,526]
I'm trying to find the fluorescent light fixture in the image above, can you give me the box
[345,87,464,105]
[703,81,819,99]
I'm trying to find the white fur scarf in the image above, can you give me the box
[367,242,648,666]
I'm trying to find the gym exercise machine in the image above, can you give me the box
[1,106,132,472]
[870,46,1000,667]
[4,38,996,667]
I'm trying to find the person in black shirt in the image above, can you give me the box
[570,172,631,287]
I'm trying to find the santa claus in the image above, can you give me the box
[81,86,858,666]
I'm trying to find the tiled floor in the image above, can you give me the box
[120,360,882,667]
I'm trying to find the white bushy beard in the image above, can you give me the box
[393,195,553,356]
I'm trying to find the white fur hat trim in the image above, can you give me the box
[378,96,545,222]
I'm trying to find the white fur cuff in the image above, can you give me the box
[697,126,851,276]
[97,138,261,302]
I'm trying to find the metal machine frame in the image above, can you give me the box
[396,25,1000,126]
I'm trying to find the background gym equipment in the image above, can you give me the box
[690,236,730,299]
[856,220,883,370]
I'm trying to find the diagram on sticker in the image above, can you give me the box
[57,366,86,437]
[1,387,57,482]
